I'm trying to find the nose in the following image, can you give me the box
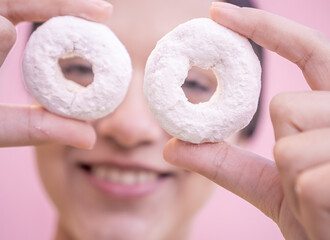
[94,69,163,148]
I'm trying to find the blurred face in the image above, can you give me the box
[36,1,226,240]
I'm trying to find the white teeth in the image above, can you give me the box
[92,166,107,180]
[147,172,157,182]
[138,171,149,183]
[106,168,120,182]
[138,171,157,183]
[91,166,159,185]
[121,171,137,185]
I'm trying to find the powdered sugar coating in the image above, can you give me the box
[144,18,261,143]
[23,16,132,121]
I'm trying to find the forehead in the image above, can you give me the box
[107,0,214,66]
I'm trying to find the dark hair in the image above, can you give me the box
[32,0,263,139]
[226,0,264,139]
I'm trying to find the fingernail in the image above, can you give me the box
[71,125,96,150]
[90,0,113,9]
[211,2,240,9]
[74,140,95,150]
[85,144,95,150]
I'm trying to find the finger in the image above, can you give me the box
[163,138,283,222]
[1,0,113,25]
[210,2,330,90]
[0,16,16,66]
[274,128,330,219]
[0,104,96,149]
[296,162,330,240]
[270,91,330,140]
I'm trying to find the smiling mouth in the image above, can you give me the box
[78,163,174,188]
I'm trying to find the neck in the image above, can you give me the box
[54,222,72,240]
[54,221,192,240]
[167,227,191,240]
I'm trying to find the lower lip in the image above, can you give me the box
[83,170,170,199]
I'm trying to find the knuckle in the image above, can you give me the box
[273,138,286,170]
[27,106,47,142]
[273,137,295,171]
[269,93,293,123]
[295,172,315,205]
[210,142,230,182]
[311,29,328,42]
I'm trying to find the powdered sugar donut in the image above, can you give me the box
[144,18,261,143]
[23,16,132,121]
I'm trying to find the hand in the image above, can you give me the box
[164,2,330,240]
[0,0,113,148]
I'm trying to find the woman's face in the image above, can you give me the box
[36,1,225,240]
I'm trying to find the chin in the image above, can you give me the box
[59,212,181,240]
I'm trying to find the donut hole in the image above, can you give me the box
[58,55,94,87]
[182,66,218,104]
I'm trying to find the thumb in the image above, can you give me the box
[0,16,17,66]
[164,138,283,222]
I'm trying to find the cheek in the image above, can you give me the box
[176,172,216,220]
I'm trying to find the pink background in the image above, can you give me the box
[0,0,329,239]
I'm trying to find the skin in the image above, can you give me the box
[1,1,330,240]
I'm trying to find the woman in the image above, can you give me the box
[0,0,329,240]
